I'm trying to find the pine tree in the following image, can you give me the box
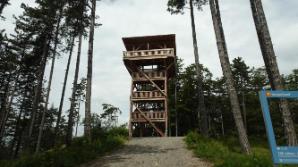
[65,0,90,146]
[231,57,251,129]
[6,29,39,156]
[167,0,209,136]
[66,32,82,146]
[250,0,297,145]
[85,0,97,140]
[35,1,66,153]
[54,36,75,144]
[209,0,251,154]
[5,0,67,153]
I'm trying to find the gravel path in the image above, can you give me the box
[83,137,212,167]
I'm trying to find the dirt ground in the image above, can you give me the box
[82,137,212,167]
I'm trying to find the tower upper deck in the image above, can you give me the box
[122,34,176,78]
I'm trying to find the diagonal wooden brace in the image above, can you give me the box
[166,62,174,71]
[135,107,165,137]
[135,67,167,97]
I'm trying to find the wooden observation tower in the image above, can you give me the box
[122,34,176,137]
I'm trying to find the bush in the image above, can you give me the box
[185,132,275,167]
[107,127,129,139]
[0,127,128,167]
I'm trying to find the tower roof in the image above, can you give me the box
[122,34,176,52]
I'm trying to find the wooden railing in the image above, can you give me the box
[131,111,165,121]
[123,48,174,58]
[132,71,165,80]
[132,91,164,99]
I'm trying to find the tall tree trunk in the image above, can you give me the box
[11,108,23,158]
[35,10,63,153]
[28,35,50,142]
[66,32,83,146]
[175,74,178,137]
[250,0,297,145]
[241,92,247,130]
[0,74,11,138]
[84,0,96,140]
[13,113,26,159]
[220,109,225,136]
[11,85,29,158]
[174,41,179,137]
[1,39,25,141]
[209,0,251,154]
[75,103,80,137]
[53,36,75,145]
[0,73,19,140]
[189,0,208,136]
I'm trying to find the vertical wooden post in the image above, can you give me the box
[165,70,168,137]
[129,80,133,138]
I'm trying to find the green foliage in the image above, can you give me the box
[0,127,128,167]
[167,0,208,14]
[231,57,251,91]
[101,103,121,119]
[100,103,122,129]
[107,127,129,139]
[185,132,298,167]
[168,58,298,139]
[185,132,269,166]
[285,69,298,90]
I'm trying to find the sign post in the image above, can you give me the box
[259,90,298,165]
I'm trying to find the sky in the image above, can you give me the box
[2,0,298,135]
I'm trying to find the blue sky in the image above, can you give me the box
[2,0,298,135]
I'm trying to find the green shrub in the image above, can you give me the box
[0,127,128,167]
[107,127,129,139]
[185,132,276,167]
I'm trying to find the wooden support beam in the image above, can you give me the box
[135,107,165,137]
[165,71,168,137]
[128,80,133,138]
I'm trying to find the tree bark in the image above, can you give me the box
[250,0,297,145]
[241,92,247,131]
[84,0,96,140]
[28,34,50,142]
[66,31,83,146]
[189,0,208,136]
[35,9,63,153]
[0,73,19,140]
[250,0,283,90]
[0,74,11,138]
[0,35,25,140]
[209,0,251,154]
[11,86,28,158]
[11,108,24,158]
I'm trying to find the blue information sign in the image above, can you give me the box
[259,90,298,164]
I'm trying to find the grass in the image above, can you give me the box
[0,127,128,167]
[185,132,298,167]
